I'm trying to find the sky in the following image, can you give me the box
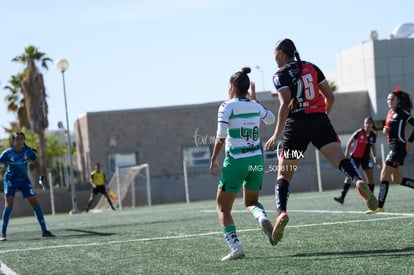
[1,0,413,139]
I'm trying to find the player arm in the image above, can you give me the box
[210,108,228,175]
[32,158,46,188]
[274,89,291,139]
[319,80,334,114]
[90,173,97,188]
[344,137,355,158]
[258,102,275,125]
[405,117,414,153]
[265,88,290,151]
[407,116,414,143]
[210,137,225,176]
[261,109,275,125]
[250,80,275,125]
[370,143,378,164]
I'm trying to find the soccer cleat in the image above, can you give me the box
[260,219,277,246]
[42,230,56,237]
[334,197,344,204]
[356,181,378,211]
[0,235,6,241]
[111,206,116,211]
[221,246,246,261]
[366,207,385,214]
[272,212,289,245]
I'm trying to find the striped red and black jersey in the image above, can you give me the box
[272,60,327,116]
[385,107,414,144]
[350,129,376,159]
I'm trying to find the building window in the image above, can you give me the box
[183,146,210,167]
[108,152,138,174]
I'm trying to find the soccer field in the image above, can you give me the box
[0,185,413,275]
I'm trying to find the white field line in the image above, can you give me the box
[0,210,412,255]
[0,261,18,275]
[201,209,414,216]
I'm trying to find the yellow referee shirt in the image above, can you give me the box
[91,171,105,186]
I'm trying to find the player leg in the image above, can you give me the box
[217,157,245,261]
[367,164,394,213]
[85,188,97,212]
[244,155,276,245]
[1,194,15,241]
[102,188,116,210]
[26,196,54,237]
[271,158,298,244]
[23,183,55,237]
[334,177,351,204]
[363,168,375,193]
[320,142,377,211]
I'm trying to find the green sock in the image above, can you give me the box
[251,205,267,223]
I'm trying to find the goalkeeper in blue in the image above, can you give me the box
[0,132,55,241]
[210,67,276,261]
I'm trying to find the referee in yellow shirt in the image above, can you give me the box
[85,163,115,212]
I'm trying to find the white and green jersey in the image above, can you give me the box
[216,98,275,159]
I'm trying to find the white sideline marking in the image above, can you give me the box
[0,210,412,255]
[201,209,414,216]
[0,261,18,275]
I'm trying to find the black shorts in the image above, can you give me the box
[385,143,407,168]
[281,113,339,159]
[350,156,373,170]
[91,185,108,195]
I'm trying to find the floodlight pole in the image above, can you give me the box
[255,65,265,91]
[55,58,80,214]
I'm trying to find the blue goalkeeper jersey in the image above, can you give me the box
[0,146,37,183]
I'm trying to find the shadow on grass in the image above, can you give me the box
[63,228,115,237]
[292,246,414,258]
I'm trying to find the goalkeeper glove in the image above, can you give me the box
[39,175,46,190]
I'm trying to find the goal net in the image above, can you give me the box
[93,163,151,211]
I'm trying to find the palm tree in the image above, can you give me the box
[3,73,31,129]
[12,45,53,176]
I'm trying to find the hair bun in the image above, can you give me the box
[241,67,251,74]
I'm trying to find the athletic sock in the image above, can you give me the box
[1,206,12,236]
[340,183,351,199]
[33,205,47,232]
[338,158,362,182]
[251,205,268,224]
[275,179,290,215]
[107,197,115,209]
[378,181,389,208]
[401,177,414,189]
[222,225,240,250]
[368,183,375,193]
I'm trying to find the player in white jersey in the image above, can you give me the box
[210,67,275,261]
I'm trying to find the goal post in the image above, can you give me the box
[93,163,151,211]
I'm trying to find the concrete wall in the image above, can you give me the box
[337,37,414,120]
[74,91,370,180]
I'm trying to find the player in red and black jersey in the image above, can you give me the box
[334,117,380,204]
[367,87,414,213]
[264,38,377,244]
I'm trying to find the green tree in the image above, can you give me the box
[12,45,52,176]
[3,73,31,130]
[328,80,337,92]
